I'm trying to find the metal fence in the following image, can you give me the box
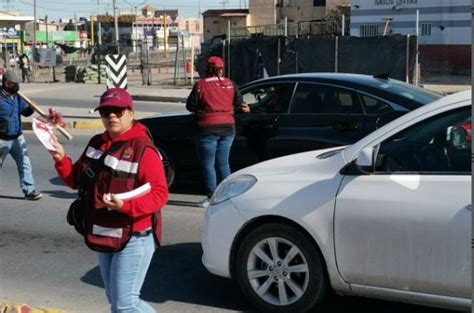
[230,20,341,39]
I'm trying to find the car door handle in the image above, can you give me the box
[464,204,472,211]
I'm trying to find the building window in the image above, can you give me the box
[360,24,380,37]
[313,0,326,6]
[420,23,431,36]
[213,20,219,24]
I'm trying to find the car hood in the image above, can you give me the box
[230,146,346,178]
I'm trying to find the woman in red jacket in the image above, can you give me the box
[50,88,168,312]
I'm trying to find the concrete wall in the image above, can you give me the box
[249,0,277,25]
[203,15,248,41]
[279,0,326,22]
[249,0,348,25]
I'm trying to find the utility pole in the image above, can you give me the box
[33,0,36,65]
[113,0,119,53]
[163,12,167,58]
[219,0,229,9]
[90,15,95,46]
[45,15,48,47]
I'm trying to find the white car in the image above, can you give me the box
[202,90,471,312]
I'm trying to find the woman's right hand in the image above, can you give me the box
[49,134,65,161]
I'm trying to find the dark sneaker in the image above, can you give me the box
[25,191,42,200]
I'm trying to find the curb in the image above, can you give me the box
[133,95,187,103]
[93,94,187,103]
[1,302,65,313]
[22,119,103,131]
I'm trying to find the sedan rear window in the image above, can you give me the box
[377,80,441,104]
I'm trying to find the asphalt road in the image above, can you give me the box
[0,130,460,313]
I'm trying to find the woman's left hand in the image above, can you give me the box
[103,193,124,211]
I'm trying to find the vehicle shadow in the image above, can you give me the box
[81,242,254,312]
[80,242,458,313]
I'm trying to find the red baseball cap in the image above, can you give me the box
[95,88,133,111]
[207,56,224,68]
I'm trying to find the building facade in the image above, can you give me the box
[350,0,471,73]
[350,0,471,45]
[202,9,249,41]
[248,0,350,25]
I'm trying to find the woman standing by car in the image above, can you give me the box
[49,88,168,312]
[186,56,249,207]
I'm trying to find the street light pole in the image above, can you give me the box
[33,0,36,66]
[113,0,119,53]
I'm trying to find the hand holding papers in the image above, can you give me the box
[32,117,57,151]
[103,183,152,211]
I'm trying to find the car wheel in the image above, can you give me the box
[236,223,328,313]
[158,147,175,188]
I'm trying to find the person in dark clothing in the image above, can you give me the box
[0,70,42,200]
[186,56,249,207]
[18,53,31,83]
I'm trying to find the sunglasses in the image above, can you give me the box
[99,107,126,118]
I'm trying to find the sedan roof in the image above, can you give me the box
[240,73,442,110]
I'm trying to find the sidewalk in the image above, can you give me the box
[20,78,192,131]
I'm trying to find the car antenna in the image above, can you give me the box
[373,73,390,80]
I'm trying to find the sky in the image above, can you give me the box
[7,0,249,22]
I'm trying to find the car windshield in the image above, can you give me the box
[376,79,442,104]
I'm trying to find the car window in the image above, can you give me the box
[374,107,471,174]
[242,84,294,114]
[360,94,393,114]
[291,83,362,114]
[376,79,441,104]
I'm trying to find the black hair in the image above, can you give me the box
[206,65,219,76]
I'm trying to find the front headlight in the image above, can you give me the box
[211,174,257,204]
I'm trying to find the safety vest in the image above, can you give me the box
[78,135,162,252]
[196,76,235,127]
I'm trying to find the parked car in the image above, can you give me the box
[201,90,471,313]
[140,73,441,189]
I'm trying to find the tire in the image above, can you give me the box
[158,147,176,188]
[235,223,328,313]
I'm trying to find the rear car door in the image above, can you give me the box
[280,82,365,154]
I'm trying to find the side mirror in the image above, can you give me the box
[355,147,374,173]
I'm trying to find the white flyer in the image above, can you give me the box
[103,182,152,202]
[32,117,57,151]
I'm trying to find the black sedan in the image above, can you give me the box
[140,73,441,190]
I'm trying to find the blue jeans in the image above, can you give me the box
[0,134,36,195]
[97,233,156,313]
[194,133,235,198]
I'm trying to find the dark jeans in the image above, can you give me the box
[194,132,235,198]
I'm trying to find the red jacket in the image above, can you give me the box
[54,123,168,237]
